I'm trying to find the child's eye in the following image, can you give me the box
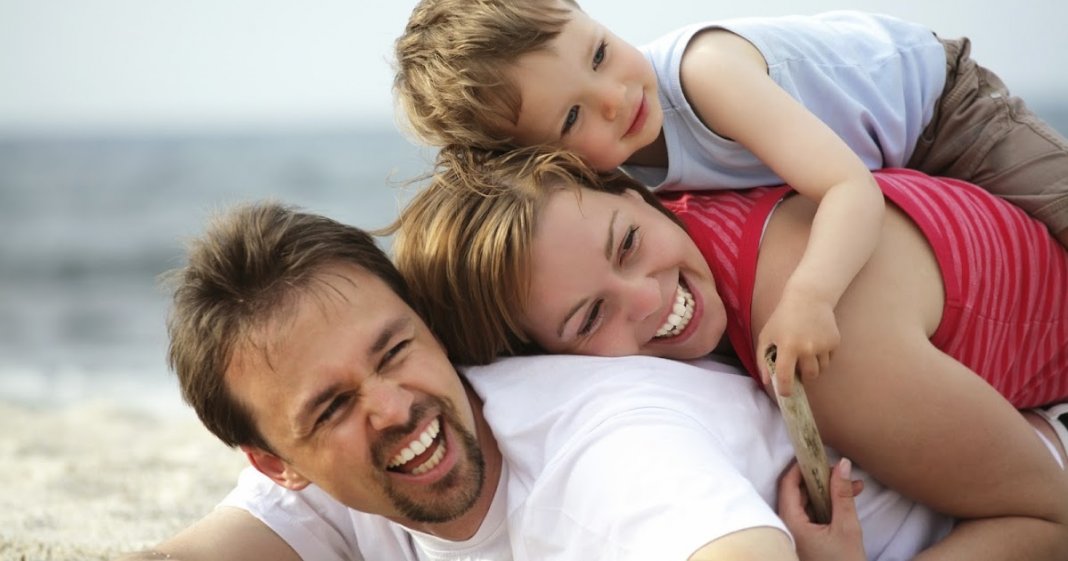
[578,299,604,337]
[619,226,639,264]
[593,40,607,69]
[562,106,580,135]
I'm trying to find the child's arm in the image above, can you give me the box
[678,30,884,396]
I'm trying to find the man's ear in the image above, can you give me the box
[241,445,312,490]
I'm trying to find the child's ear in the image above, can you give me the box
[241,445,311,490]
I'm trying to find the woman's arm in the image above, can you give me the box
[753,195,1068,560]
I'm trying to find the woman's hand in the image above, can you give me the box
[778,458,867,561]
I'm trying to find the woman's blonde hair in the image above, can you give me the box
[393,0,580,149]
[389,145,679,365]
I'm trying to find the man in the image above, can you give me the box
[122,201,1049,560]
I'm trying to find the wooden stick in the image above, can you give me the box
[765,346,832,524]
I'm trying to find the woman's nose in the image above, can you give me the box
[623,276,661,323]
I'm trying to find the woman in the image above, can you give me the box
[389,145,1068,560]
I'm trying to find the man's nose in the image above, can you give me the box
[364,378,414,432]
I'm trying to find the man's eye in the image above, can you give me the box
[316,394,351,427]
[381,339,411,367]
[562,106,580,135]
[593,40,607,69]
[578,300,603,336]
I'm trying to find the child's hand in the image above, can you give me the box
[778,458,867,561]
[758,291,840,396]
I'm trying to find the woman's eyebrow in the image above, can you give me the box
[604,210,618,260]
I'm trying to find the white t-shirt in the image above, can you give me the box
[221,355,953,560]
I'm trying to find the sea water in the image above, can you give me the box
[0,128,433,414]
[2,108,1067,417]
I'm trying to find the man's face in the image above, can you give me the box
[227,264,486,525]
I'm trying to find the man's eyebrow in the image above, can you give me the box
[370,316,411,356]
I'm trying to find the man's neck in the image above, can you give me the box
[404,386,502,541]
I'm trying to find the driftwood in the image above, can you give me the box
[765,346,832,524]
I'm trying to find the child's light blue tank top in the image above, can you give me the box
[624,11,946,191]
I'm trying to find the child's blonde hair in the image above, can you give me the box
[393,0,580,149]
[389,145,679,365]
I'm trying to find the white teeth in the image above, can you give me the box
[411,442,447,475]
[387,417,442,470]
[655,282,694,339]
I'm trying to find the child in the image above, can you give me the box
[388,145,1068,560]
[394,0,1068,395]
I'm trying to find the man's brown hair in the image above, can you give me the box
[165,202,411,450]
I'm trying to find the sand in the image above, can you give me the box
[0,400,247,561]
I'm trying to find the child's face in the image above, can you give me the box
[504,2,662,171]
[520,186,726,361]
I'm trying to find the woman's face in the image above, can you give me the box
[520,186,726,360]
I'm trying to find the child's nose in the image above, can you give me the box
[598,83,626,120]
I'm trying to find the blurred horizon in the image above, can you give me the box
[2,0,1066,413]
[2,0,1066,135]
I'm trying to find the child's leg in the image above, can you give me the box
[907,37,1068,246]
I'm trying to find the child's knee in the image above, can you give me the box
[1056,226,1068,250]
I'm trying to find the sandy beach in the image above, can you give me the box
[0,400,247,561]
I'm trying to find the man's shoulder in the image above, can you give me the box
[464,355,763,459]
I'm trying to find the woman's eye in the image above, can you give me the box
[619,226,639,263]
[562,106,580,135]
[578,300,603,336]
[593,40,607,69]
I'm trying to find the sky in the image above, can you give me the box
[1,0,1065,134]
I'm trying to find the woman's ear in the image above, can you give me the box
[241,445,312,490]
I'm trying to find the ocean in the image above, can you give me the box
[0,127,435,414]
[2,108,1067,416]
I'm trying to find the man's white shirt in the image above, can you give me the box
[221,355,953,560]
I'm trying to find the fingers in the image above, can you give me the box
[776,461,809,523]
[797,354,821,382]
[828,458,862,528]
[762,341,831,397]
